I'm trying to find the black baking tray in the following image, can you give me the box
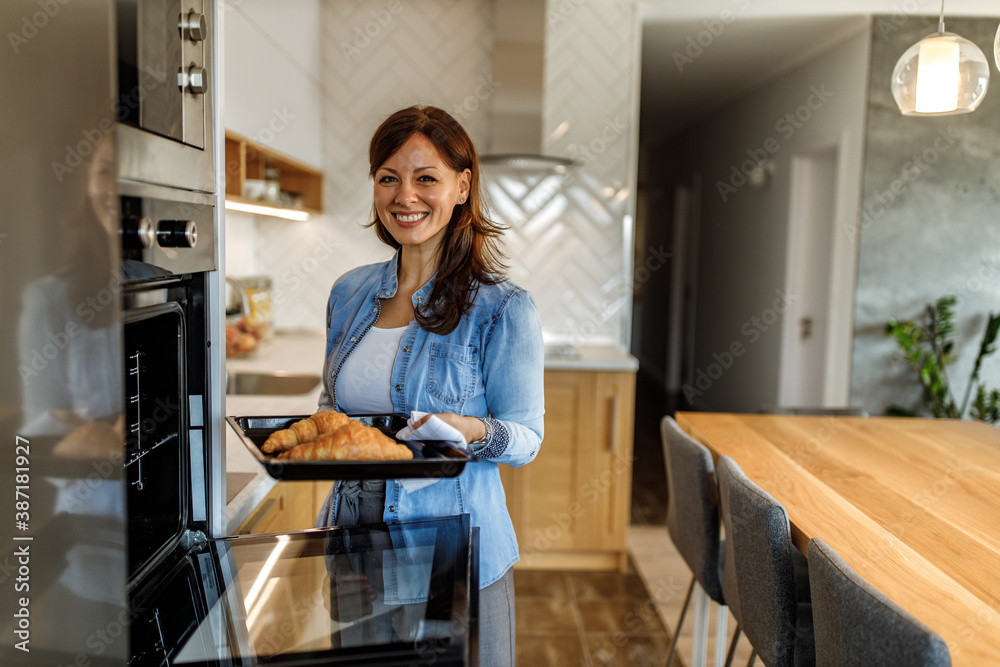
[225,413,478,480]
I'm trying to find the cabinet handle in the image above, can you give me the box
[608,395,619,453]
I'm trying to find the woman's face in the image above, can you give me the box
[373,133,470,253]
[87,136,117,235]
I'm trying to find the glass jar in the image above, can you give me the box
[263,167,281,203]
[240,275,274,342]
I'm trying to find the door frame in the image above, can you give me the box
[778,130,857,406]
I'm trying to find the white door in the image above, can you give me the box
[779,145,840,406]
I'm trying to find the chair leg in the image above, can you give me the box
[666,577,695,667]
[691,583,710,667]
[714,604,729,667]
[723,625,742,667]
[746,648,757,667]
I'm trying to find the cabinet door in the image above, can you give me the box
[501,371,592,560]
[237,481,321,534]
[590,372,636,552]
[500,370,635,570]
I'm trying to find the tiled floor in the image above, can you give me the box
[628,526,753,667]
[513,372,754,666]
[513,564,672,667]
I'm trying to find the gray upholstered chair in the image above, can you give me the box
[717,455,814,667]
[807,538,951,667]
[661,416,729,667]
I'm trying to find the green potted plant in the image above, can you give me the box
[886,296,1000,423]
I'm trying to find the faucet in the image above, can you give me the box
[225,276,250,319]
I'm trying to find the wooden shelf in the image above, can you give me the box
[224,130,323,215]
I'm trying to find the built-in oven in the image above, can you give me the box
[112,13,479,655]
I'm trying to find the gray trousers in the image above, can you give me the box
[478,566,516,666]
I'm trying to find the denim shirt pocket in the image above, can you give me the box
[427,342,478,405]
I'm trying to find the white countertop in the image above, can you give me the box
[221,331,637,534]
[223,332,327,534]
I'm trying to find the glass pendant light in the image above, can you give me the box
[994,20,1000,71]
[891,0,990,116]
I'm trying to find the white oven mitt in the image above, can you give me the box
[395,411,467,493]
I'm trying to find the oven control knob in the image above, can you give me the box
[177,65,208,95]
[122,216,156,249]
[157,220,198,248]
[179,11,208,42]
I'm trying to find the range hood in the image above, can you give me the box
[482,0,575,171]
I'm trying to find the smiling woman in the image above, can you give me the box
[314,105,546,667]
[372,133,470,250]
[364,106,508,334]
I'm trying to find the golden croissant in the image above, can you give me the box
[277,420,413,461]
[261,410,352,453]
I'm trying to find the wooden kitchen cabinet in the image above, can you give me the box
[236,481,331,534]
[499,369,636,572]
[224,130,323,214]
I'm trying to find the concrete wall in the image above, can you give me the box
[851,16,1000,416]
[643,25,871,412]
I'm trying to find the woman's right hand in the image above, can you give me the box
[415,412,488,445]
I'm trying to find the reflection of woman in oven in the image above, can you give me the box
[321,525,439,650]
[315,106,545,665]
[16,133,127,625]
[18,133,123,445]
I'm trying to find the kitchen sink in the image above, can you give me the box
[544,343,581,361]
[225,372,321,395]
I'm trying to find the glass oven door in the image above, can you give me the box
[124,302,189,581]
[131,515,478,666]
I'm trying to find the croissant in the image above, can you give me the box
[261,410,352,453]
[277,420,413,462]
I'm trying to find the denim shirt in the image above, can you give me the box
[314,251,545,588]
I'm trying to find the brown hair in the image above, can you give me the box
[368,106,507,335]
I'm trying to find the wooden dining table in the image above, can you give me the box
[675,412,1000,665]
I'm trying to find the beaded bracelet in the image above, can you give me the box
[470,416,493,446]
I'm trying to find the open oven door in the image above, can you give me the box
[129,515,479,666]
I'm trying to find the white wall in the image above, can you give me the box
[222,0,326,283]
[649,26,871,412]
[640,0,1000,21]
[223,0,323,168]
[491,0,641,348]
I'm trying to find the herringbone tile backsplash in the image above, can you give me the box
[237,0,639,347]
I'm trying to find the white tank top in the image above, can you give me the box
[337,325,407,415]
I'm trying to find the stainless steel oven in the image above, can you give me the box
[115,0,215,193]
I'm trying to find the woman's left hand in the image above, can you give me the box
[415,412,487,445]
